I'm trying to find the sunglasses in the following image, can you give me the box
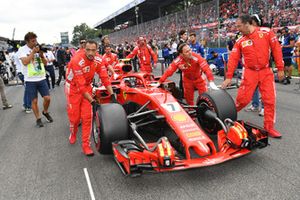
[80,41,86,44]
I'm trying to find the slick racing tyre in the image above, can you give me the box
[196,90,237,135]
[92,103,129,154]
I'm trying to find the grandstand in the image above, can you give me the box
[94,0,300,47]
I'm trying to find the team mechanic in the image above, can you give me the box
[222,14,284,138]
[159,43,218,105]
[65,40,116,156]
[102,45,118,78]
[126,36,158,73]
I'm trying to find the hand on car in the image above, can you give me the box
[209,81,219,90]
[221,78,232,89]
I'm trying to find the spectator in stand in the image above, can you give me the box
[126,36,158,73]
[189,32,205,57]
[221,15,284,138]
[44,47,56,90]
[280,27,295,84]
[18,32,53,127]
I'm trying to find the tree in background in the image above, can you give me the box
[71,23,99,46]
[71,23,112,47]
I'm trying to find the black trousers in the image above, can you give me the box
[56,65,65,86]
[45,65,55,89]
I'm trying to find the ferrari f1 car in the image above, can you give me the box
[92,65,268,177]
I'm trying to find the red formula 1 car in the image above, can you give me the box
[92,67,268,177]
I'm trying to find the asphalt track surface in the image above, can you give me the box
[0,65,299,200]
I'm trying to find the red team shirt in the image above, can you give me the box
[66,51,110,94]
[160,52,214,82]
[103,52,118,67]
[226,27,284,79]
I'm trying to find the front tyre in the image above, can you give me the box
[92,103,129,154]
[196,90,237,135]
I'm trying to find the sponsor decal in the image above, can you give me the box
[95,56,102,62]
[241,40,253,48]
[82,66,90,73]
[162,102,181,112]
[186,131,201,138]
[172,113,187,122]
[79,59,85,66]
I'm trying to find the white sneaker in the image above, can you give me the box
[25,108,32,114]
[259,108,264,117]
[245,105,259,112]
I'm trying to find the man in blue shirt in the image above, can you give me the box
[189,32,205,57]
[281,27,295,84]
[209,51,225,76]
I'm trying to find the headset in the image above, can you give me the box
[252,14,262,27]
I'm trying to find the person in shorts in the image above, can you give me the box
[18,32,53,127]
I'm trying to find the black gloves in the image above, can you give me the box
[111,93,118,103]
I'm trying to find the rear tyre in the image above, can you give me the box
[196,90,237,135]
[92,103,129,154]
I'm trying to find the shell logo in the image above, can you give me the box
[172,113,187,122]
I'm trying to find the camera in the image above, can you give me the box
[37,44,48,52]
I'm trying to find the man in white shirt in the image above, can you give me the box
[44,49,56,89]
[18,32,53,127]
[171,40,178,60]
[14,50,32,113]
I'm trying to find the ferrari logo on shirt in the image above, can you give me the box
[178,62,191,70]
[123,91,127,100]
[259,33,264,38]
[241,40,253,48]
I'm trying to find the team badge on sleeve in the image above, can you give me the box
[241,40,253,48]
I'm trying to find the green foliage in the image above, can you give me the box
[71,23,100,46]
[71,23,113,46]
